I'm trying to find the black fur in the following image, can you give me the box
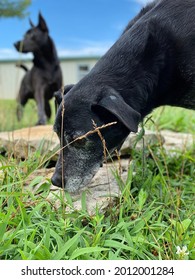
[52,0,195,192]
[14,13,63,125]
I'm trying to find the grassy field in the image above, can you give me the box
[0,99,195,132]
[0,99,195,260]
[0,99,55,132]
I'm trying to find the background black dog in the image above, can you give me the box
[14,13,63,125]
[52,0,195,192]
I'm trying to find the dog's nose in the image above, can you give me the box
[51,172,63,188]
[14,41,20,50]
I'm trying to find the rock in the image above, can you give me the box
[24,160,130,215]
[158,130,194,151]
[120,131,165,155]
[0,125,59,160]
[0,125,194,214]
[0,125,193,160]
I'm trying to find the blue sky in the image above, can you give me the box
[0,0,151,59]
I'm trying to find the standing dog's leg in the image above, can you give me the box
[45,99,52,120]
[16,86,30,121]
[34,88,47,125]
[16,97,28,121]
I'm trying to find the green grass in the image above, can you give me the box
[0,99,195,133]
[147,106,195,133]
[0,99,195,260]
[0,99,55,131]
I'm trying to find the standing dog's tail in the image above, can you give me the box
[16,63,28,72]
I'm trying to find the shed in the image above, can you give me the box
[0,56,99,100]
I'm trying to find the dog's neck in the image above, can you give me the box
[91,21,185,118]
[33,36,59,68]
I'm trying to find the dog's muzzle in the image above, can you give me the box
[51,172,63,188]
[14,41,21,51]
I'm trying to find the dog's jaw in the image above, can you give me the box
[64,163,101,193]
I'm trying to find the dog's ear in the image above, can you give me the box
[63,84,75,95]
[142,20,171,66]
[54,89,63,114]
[54,90,63,106]
[93,90,141,132]
[54,84,75,107]
[38,12,48,32]
[29,18,35,28]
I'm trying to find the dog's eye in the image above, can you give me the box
[30,33,35,39]
[26,30,35,40]
[73,137,87,148]
[64,133,88,148]
[64,134,72,143]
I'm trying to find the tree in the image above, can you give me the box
[0,0,31,18]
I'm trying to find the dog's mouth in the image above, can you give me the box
[14,41,29,53]
[14,41,23,52]
[64,176,92,193]
[51,163,101,193]
[14,42,20,51]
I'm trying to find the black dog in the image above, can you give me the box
[14,13,63,125]
[52,0,195,192]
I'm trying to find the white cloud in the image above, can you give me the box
[134,0,153,5]
[57,46,110,58]
[0,48,32,60]
[57,40,113,58]
[0,38,113,60]
[0,44,110,60]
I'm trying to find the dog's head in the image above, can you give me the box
[14,12,49,53]
[51,84,141,193]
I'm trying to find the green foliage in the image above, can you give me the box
[0,99,194,260]
[0,0,31,18]
[146,106,195,133]
[1,100,195,133]
[0,135,194,260]
[0,100,55,132]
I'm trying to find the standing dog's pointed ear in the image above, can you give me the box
[29,18,35,28]
[38,12,48,32]
[93,90,141,132]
